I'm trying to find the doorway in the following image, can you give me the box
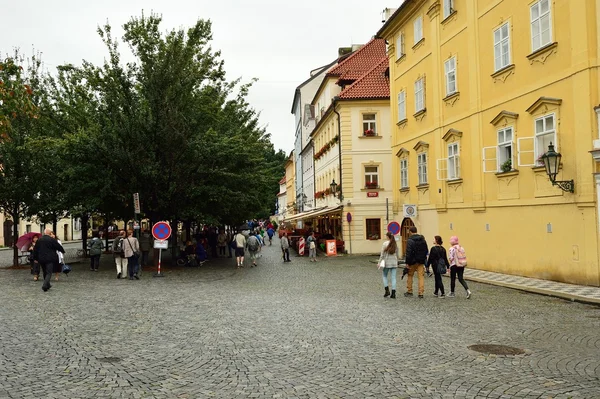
[400,218,415,257]
[63,224,69,241]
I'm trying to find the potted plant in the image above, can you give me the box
[365,181,378,189]
[536,154,545,167]
[364,129,376,136]
[500,159,512,173]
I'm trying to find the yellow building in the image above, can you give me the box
[284,151,296,219]
[299,39,393,254]
[378,0,600,285]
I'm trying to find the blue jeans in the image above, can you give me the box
[382,268,397,290]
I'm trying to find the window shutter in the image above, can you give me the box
[517,137,535,167]
[436,158,448,181]
[482,146,498,173]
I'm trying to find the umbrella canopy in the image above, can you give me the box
[16,232,41,251]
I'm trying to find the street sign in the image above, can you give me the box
[133,193,141,214]
[346,212,352,223]
[367,192,379,197]
[152,222,172,241]
[154,240,168,249]
[387,221,400,235]
[403,204,417,218]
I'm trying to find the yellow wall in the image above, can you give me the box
[285,154,296,213]
[380,0,600,285]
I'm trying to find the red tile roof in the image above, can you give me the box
[327,39,387,81]
[279,176,286,185]
[338,58,390,100]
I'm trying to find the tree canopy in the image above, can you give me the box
[0,13,286,239]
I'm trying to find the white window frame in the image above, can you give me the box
[414,78,425,113]
[443,0,454,19]
[414,16,423,44]
[396,33,405,59]
[397,91,406,122]
[494,22,511,72]
[534,113,557,159]
[363,113,377,135]
[417,152,428,185]
[365,166,379,186]
[447,142,460,180]
[530,0,552,52]
[497,127,514,171]
[400,158,409,189]
[444,57,457,96]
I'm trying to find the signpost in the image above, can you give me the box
[133,193,141,214]
[152,222,172,278]
[346,212,352,255]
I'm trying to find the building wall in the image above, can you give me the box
[381,0,600,285]
[301,144,315,211]
[285,156,296,215]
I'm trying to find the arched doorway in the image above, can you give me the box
[400,218,415,257]
[3,220,14,247]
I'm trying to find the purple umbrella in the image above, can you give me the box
[16,232,41,251]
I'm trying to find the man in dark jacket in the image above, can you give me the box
[33,229,65,292]
[404,226,428,298]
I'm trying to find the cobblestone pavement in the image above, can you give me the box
[1,238,600,398]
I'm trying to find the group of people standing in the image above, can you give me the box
[378,226,472,299]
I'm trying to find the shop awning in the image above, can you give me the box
[283,207,326,222]
[306,205,342,219]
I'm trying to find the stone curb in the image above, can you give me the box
[461,275,600,306]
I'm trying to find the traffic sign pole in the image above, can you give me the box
[152,222,171,278]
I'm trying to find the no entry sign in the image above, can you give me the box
[152,222,172,241]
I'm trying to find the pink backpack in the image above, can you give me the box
[454,245,467,267]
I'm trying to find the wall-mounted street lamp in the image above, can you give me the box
[330,179,343,201]
[541,143,574,193]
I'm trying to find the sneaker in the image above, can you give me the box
[433,292,439,297]
[427,272,433,277]
[466,290,472,299]
[439,294,445,299]
[418,295,424,299]
[448,292,455,298]
[117,273,121,279]
[403,292,413,297]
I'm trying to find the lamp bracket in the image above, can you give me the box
[552,179,574,193]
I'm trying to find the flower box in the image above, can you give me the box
[364,129,376,137]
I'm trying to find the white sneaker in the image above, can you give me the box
[448,293,455,298]
[466,290,472,299]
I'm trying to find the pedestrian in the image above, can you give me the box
[234,230,247,268]
[217,229,227,257]
[112,230,127,279]
[307,231,317,262]
[123,229,141,280]
[426,235,450,298]
[52,233,64,281]
[379,232,400,298]
[281,232,291,262]
[33,229,65,292]
[404,226,428,298]
[87,231,104,272]
[448,236,472,299]
[247,233,260,267]
[139,228,153,270]
[29,235,40,281]
[267,226,274,246]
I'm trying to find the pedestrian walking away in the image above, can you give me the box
[217,229,227,257]
[123,229,141,280]
[404,226,428,298]
[33,228,65,292]
[307,231,317,262]
[267,227,274,246]
[426,235,450,298]
[280,232,291,262]
[52,233,64,281]
[379,232,400,299]
[138,229,153,272]
[448,236,472,299]
[87,231,104,271]
[247,233,260,267]
[234,230,247,268]
[112,230,127,279]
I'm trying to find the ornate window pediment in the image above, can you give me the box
[490,110,519,127]
[396,147,410,158]
[526,97,562,116]
[413,141,429,152]
[442,128,462,142]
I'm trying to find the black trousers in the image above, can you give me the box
[40,262,54,290]
[90,255,100,270]
[450,266,469,293]
[433,270,445,296]
[282,248,290,261]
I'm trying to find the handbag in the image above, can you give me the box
[62,264,72,275]
[378,259,386,270]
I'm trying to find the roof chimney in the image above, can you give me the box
[381,7,398,23]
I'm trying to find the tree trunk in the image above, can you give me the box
[104,214,109,252]
[81,214,89,255]
[52,215,57,236]
[12,210,19,267]
[184,220,191,245]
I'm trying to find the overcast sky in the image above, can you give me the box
[1,0,400,153]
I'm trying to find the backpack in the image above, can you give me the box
[247,236,259,252]
[455,245,467,267]
[113,238,124,254]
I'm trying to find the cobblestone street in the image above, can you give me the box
[1,238,600,398]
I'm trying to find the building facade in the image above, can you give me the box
[276,176,287,223]
[378,0,600,285]
[284,151,296,221]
